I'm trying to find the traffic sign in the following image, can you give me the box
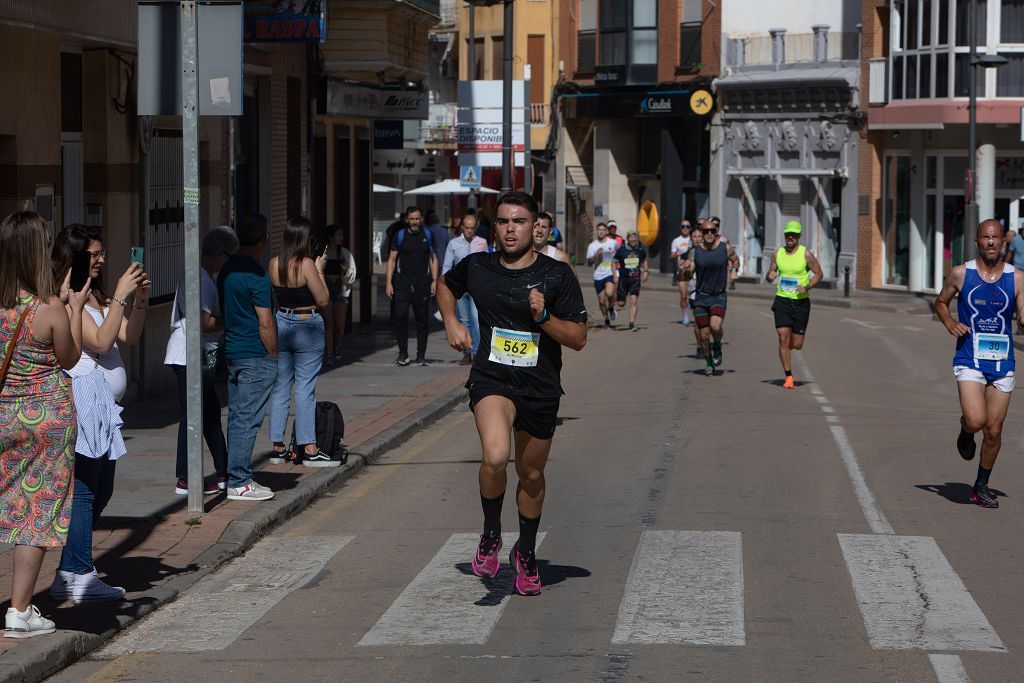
[460,165,482,189]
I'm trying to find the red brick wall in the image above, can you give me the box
[857,0,889,289]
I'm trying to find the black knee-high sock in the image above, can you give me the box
[481,493,504,535]
[518,513,541,555]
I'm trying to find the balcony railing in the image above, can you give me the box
[530,103,550,125]
[419,102,458,145]
[869,58,888,105]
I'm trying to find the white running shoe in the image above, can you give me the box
[4,605,56,638]
[227,482,275,501]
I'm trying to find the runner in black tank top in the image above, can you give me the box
[680,221,739,375]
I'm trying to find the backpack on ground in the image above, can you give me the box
[290,401,347,465]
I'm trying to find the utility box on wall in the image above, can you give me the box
[137,0,243,116]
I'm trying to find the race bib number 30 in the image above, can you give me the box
[489,328,540,367]
[779,276,799,293]
[974,332,1010,361]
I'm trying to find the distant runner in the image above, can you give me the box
[934,219,1024,508]
[533,212,572,267]
[765,221,823,388]
[671,220,694,326]
[613,232,648,331]
[680,220,739,375]
[586,223,618,328]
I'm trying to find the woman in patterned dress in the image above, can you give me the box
[1,211,88,638]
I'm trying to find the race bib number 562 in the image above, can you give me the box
[489,328,540,367]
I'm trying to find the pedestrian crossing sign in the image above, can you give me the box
[460,165,482,189]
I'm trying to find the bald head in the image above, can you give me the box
[979,218,1005,236]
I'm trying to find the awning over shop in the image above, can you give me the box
[726,167,848,178]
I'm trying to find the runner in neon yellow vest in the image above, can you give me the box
[766,221,823,388]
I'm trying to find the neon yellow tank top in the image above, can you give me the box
[775,245,809,300]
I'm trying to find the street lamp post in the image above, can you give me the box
[963,0,1007,261]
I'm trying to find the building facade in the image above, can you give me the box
[555,0,721,270]
[859,0,1024,293]
[710,1,862,282]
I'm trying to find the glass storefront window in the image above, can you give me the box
[996,54,1024,97]
[1002,0,1024,42]
[884,156,912,286]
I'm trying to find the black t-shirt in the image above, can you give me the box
[390,228,432,284]
[614,244,646,280]
[443,252,588,398]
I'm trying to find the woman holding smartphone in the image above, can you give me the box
[49,224,150,604]
[268,216,335,466]
[322,224,356,366]
[1,212,89,638]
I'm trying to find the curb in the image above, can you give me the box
[0,385,469,683]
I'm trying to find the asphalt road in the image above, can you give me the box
[52,290,1024,682]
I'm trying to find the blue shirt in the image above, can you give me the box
[218,254,272,361]
[1008,234,1024,270]
[442,235,489,274]
[954,260,1015,376]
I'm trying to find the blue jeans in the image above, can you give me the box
[456,293,480,355]
[269,311,325,447]
[58,452,116,574]
[226,355,278,488]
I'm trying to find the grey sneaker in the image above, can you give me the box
[227,482,275,501]
[66,568,126,603]
[396,355,411,366]
[4,605,55,639]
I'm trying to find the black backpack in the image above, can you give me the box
[291,401,347,465]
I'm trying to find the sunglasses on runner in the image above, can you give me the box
[701,228,718,234]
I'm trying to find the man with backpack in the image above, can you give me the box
[386,205,438,366]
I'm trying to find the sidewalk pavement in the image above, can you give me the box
[0,320,471,683]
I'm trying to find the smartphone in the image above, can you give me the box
[70,250,92,292]
[130,246,145,264]
[312,240,327,258]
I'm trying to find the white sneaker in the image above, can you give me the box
[4,605,55,638]
[49,569,75,600]
[227,482,275,501]
[70,568,126,603]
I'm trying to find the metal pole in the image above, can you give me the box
[501,0,513,192]
[181,0,204,514]
[523,64,531,193]
[964,0,979,262]
[469,2,475,78]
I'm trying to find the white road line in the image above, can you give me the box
[826,415,840,423]
[97,535,354,655]
[929,654,971,682]
[359,532,544,646]
[814,395,830,404]
[839,534,1005,652]
[821,405,836,413]
[795,355,894,535]
[611,530,744,646]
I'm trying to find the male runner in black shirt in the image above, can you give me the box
[437,191,587,596]
[385,206,438,366]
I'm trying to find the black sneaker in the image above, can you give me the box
[957,429,976,461]
[603,319,611,328]
[712,346,723,367]
[628,322,636,331]
[302,449,341,468]
[396,355,411,366]
[971,484,999,508]
[416,356,428,366]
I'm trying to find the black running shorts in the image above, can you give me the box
[771,296,811,335]
[468,384,560,440]
[618,277,641,299]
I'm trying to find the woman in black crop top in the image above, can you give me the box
[267,217,338,467]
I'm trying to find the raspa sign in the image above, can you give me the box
[244,1,326,43]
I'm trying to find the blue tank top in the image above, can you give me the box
[954,260,1015,374]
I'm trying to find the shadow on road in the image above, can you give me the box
[915,482,1007,505]
[455,559,592,606]
[685,368,736,376]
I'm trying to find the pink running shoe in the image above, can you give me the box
[509,542,541,596]
[471,533,502,578]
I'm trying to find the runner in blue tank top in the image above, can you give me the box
[935,219,1024,508]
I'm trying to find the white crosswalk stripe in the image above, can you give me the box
[839,534,1005,652]
[611,530,745,646]
[359,532,545,646]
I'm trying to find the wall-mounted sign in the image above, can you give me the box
[244,0,325,42]
[460,165,482,188]
[690,89,714,116]
[594,65,625,84]
[457,124,524,152]
[327,82,428,120]
[373,121,404,150]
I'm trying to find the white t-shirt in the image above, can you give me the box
[587,239,618,280]
[68,306,128,402]
[671,235,692,263]
[164,269,221,366]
